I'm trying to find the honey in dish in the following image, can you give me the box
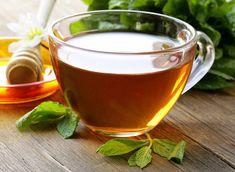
[0,38,58,104]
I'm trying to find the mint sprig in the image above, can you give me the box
[16,101,79,139]
[97,134,187,169]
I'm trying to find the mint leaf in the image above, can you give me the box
[82,0,93,5]
[69,14,122,35]
[223,45,235,58]
[187,0,219,23]
[154,0,168,8]
[85,0,109,11]
[215,48,223,60]
[16,101,67,129]
[128,146,152,168]
[199,22,221,47]
[213,58,235,77]
[69,20,89,35]
[152,139,187,164]
[97,138,149,156]
[16,101,79,139]
[163,0,190,21]
[152,139,176,157]
[218,1,235,37]
[128,151,137,167]
[56,109,78,139]
[135,146,152,168]
[168,140,187,164]
[98,22,127,31]
[108,0,129,9]
[194,73,234,90]
[209,69,235,80]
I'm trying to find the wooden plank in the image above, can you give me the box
[0,92,234,171]
[0,105,65,172]
[149,120,235,172]
[166,90,235,168]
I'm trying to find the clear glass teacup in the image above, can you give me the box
[48,10,214,137]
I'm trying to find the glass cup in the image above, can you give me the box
[48,10,214,137]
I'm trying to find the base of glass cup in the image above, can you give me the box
[86,124,155,137]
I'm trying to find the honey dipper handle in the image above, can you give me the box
[37,0,56,27]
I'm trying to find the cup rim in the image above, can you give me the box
[48,10,197,55]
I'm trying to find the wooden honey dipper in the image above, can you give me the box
[6,0,56,84]
[6,47,43,84]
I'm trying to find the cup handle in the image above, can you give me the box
[182,31,215,94]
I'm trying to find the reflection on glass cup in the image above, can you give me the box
[48,10,214,137]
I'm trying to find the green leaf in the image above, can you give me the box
[82,0,94,5]
[187,0,219,23]
[217,1,235,37]
[131,0,155,9]
[200,22,221,47]
[135,146,152,168]
[69,20,89,35]
[152,139,177,157]
[209,69,235,80]
[153,0,168,8]
[120,13,136,29]
[98,21,127,31]
[69,14,121,35]
[108,0,129,9]
[57,109,79,139]
[213,58,235,76]
[195,73,234,90]
[135,22,155,32]
[168,140,187,164]
[69,15,100,35]
[223,44,235,58]
[16,101,79,139]
[128,146,152,168]
[163,0,191,20]
[152,139,186,164]
[97,138,149,156]
[128,151,137,167]
[16,101,67,130]
[87,0,109,11]
[215,48,223,60]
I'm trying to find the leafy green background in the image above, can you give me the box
[81,0,235,90]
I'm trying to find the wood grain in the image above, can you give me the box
[0,0,235,172]
[172,91,235,167]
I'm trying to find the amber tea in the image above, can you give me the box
[49,10,214,137]
[50,31,196,135]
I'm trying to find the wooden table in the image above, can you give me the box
[0,1,235,171]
